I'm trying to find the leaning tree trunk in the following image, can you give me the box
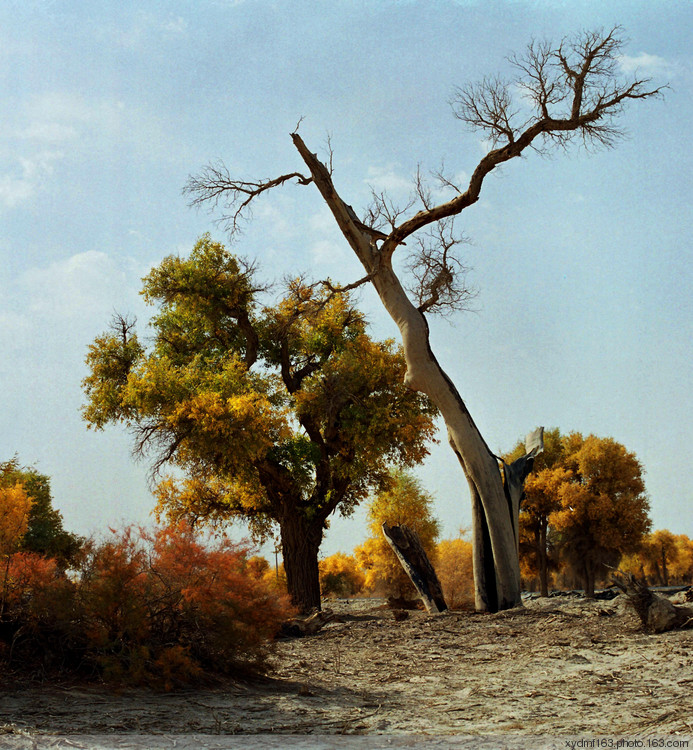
[291,134,524,612]
[280,513,323,614]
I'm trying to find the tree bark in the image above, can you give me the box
[583,562,596,598]
[280,513,323,614]
[382,523,447,613]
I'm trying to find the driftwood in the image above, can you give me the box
[382,523,447,613]
[612,573,693,633]
[279,609,337,638]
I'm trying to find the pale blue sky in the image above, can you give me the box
[1,1,691,556]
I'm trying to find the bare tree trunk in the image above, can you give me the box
[583,562,596,598]
[613,573,693,633]
[290,134,523,612]
[382,523,447,613]
[661,550,669,587]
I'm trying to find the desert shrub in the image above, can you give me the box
[0,523,294,686]
[319,553,365,598]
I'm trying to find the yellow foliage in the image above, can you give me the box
[0,484,34,556]
[355,471,439,599]
[436,534,474,609]
[623,530,693,586]
[319,552,365,597]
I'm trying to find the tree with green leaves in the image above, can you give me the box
[82,236,437,612]
[0,459,83,567]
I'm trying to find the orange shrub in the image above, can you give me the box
[0,523,294,686]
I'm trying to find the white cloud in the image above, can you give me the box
[115,10,189,49]
[0,150,64,208]
[24,93,127,138]
[20,251,134,320]
[365,164,413,195]
[618,52,671,76]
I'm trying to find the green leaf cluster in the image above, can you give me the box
[82,236,438,542]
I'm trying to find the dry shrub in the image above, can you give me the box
[0,523,293,686]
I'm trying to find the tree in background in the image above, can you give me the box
[504,430,651,596]
[0,459,83,568]
[83,237,437,613]
[355,471,440,599]
[0,481,34,618]
[319,552,365,598]
[551,434,651,596]
[621,530,693,586]
[186,28,664,612]
[436,531,474,609]
[503,429,565,596]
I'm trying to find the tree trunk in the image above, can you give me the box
[381,523,447,613]
[280,514,323,614]
[583,562,596,598]
[612,573,693,633]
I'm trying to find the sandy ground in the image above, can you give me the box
[1,594,693,745]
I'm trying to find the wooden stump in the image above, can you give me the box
[612,573,693,633]
[382,523,448,614]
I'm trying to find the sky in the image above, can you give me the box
[1,0,691,559]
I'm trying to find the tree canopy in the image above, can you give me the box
[504,430,651,596]
[82,236,438,611]
[0,459,83,567]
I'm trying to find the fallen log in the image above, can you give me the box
[279,608,337,638]
[382,523,447,614]
[612,572,693,633]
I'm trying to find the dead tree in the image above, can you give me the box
[185,28,665,612]
[612,573,693,633]
[382,523,447,614]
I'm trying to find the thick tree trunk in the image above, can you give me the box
[280,514,323,614]
[365,266,523,612]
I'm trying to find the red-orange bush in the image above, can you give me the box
[0,524,294,686]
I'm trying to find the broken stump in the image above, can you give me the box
[382,523,447,614]
[612,573,693,633]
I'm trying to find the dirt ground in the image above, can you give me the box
[1,594,693,741]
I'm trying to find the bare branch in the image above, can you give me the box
[110,312,137,345]
[405,218,477,316]
[384,26,665,250]
[364,188,416,233]
[183,161,312,236]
